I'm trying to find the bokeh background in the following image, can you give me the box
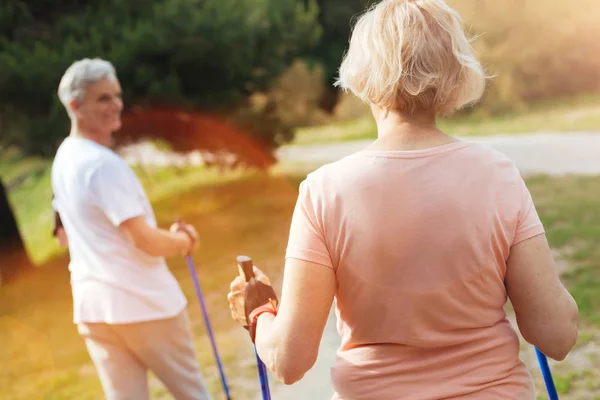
[1,0,599,399]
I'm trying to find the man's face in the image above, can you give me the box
[71,77,123,135]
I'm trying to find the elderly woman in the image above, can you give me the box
[227,0,579,399]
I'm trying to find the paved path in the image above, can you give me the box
[276,132,600,176]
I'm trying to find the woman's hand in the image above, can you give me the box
[227,266,273,326]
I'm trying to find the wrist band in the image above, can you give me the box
[249,299,278,343]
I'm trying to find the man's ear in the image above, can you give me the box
[68,99,80,115]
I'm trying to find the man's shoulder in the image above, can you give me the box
[55,137,119,163]
[53,138,131,182]
[88,152,134,185]
[93,148,128,169]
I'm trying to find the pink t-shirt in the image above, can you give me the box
[285,141,544,400]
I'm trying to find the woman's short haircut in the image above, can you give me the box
[335,0,487,116]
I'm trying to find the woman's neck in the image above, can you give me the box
[368,109,456,151]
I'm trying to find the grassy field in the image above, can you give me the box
[293,94,600,145]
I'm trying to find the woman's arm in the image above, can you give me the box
[230,258,335,385]
[506,233,579,361]
[229,176,336,384]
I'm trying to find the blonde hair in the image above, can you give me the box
[335,0,487,116]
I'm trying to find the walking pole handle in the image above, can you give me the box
[237,255,255,282]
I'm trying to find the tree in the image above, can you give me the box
[0,0,322,158]
[0,177,32,285]
[309,0,373,111]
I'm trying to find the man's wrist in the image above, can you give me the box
[174,231,192,253]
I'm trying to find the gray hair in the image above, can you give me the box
[58,58,117,114]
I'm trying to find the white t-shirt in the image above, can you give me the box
[51,136,187,324]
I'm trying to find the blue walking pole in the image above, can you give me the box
[255,348,272,400]
[535,347,559,400]
[184,253,232,400]
[236,255,274,400]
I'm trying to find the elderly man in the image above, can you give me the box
[51,58,212,400]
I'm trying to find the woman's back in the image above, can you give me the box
[287,141,540,399]
[227,1,577,398]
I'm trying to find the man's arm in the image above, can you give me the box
[119,216,198,258]
[88,160,198,258]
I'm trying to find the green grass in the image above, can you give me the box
[554,374,573,394]
[293,93,600,145]
[0,148,48,186]
[527,175,600,327]
[575,331,595,348]
[550,370,599,397]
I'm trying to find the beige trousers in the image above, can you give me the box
[78,311,213,400]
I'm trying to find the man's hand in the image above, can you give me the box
[53,211,68,248]
[169,222,199,255]
[55,226,69,248]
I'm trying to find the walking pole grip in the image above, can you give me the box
[237,255,255,282]
[236,255,278,312]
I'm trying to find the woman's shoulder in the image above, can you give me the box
[301,153,362,187]
[457,141,521,176]
[462,140,513,161]
[301,141,524,196]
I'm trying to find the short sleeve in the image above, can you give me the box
[90,160,145,227]
[285,179,334,269]
[513,177,545,245]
